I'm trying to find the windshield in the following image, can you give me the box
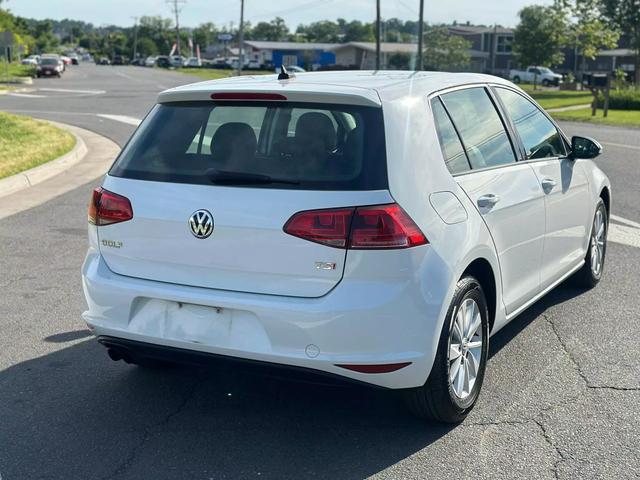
[110,101,388,190]
[40,58,58,65]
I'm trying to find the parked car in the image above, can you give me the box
[112,55,128,65]
[96,57,111,65]
[155,56,171,68]
[83,71,610,423]
[67,53,80,65]
[21,55,40,66]
[275,65,306,73]
[210,57,232,69]
[144,56,157,67]
[168,55,186,67]
[510,66,563,87]
[36,57,63,77]
[61,55,72,66]
[130,57,145,66]
[183,57,202,68]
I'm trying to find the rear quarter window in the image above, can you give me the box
[110,101,388,191]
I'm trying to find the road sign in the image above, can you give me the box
[0,31,14,49]
[217,33,233,42]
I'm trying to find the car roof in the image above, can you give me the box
[158,70,515,107]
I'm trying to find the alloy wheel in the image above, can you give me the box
[448,298,484,399]
[590,207,606,277]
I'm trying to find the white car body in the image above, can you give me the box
[183,57,202,67]
[144,56,157,67]
[22,55,40,65]
[82,71,610,390]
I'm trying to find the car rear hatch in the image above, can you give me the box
[95,90,391,298]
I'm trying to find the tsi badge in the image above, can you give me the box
[189,209,214,239]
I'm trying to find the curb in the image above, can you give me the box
[0,120,88,199]
[546,103,592,113]
[0,121,121,221]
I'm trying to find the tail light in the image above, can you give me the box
[88,187,133,226]
[283,203,427,250]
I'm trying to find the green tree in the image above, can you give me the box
[135,37,157,56]
[600,0,640,83]
[570,0,620,75]
[422,26,471,71]
[513,4,568,88]
[250,17,289,41]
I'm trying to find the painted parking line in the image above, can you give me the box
[39,87,106,95]
[7,92,47,98]
[601,141,640,151]
[609,215,640,249]
[611,214,640,229]
[96,114,142,126]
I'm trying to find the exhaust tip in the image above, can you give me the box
[107,348,123,362]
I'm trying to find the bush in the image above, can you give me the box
[596,88,640,111]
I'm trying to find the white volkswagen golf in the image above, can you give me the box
[82,71,610,423]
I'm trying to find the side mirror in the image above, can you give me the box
[570,136,602,160]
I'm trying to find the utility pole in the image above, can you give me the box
[416,0,424,71]
[237,0,245,75]
[375,0,381,70]
[167,0,186,55]
[131,16,139,61]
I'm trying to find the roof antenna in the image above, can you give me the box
[278,65,290,80]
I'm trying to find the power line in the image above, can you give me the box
[167,0,186,55]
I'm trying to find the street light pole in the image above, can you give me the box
[375,0,381,70]
[167,0,186,55]
[238,0,245,75]
[131,16,139,62]
[416,0,424,71]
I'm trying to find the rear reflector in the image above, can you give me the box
[335,362,412,374]
[88,187,133,226]
[210,92,287,101]
[283,203,427,250]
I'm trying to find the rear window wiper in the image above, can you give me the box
[206,169,300,186]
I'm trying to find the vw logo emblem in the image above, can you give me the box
[189,209,214,239]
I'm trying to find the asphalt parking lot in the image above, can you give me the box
[0,64,639,479]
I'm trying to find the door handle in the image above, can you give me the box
[541,178,557,192]
[477,194,500,209]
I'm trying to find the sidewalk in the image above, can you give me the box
[0,121,120,220]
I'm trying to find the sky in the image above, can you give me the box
[7,0,554,29]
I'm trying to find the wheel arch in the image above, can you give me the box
[461,258,497,333]
[599,186,611,217]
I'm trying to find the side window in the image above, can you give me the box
[431,98,470,174]
[496,88,566,159]
[441,87,516,169]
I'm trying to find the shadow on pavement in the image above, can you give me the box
[0,282,585,479]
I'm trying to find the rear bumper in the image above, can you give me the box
[82,247,452,389]
[97,335,383,389]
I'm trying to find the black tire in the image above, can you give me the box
[573,199,608,288]
[512,76,520,84]
[405,276,490,423]
[542,79,550,87]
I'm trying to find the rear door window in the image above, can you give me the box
[110,101,387,191]
[495,87,566,159]
[441,87,517,170]
[431,98,470,174]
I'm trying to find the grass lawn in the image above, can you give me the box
[525,89,593,110]
[0,112,76,179]
[0,61,36,82]
[550,108,640,128]
[175,68,270,81]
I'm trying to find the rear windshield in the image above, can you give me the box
[110,101,388,190]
